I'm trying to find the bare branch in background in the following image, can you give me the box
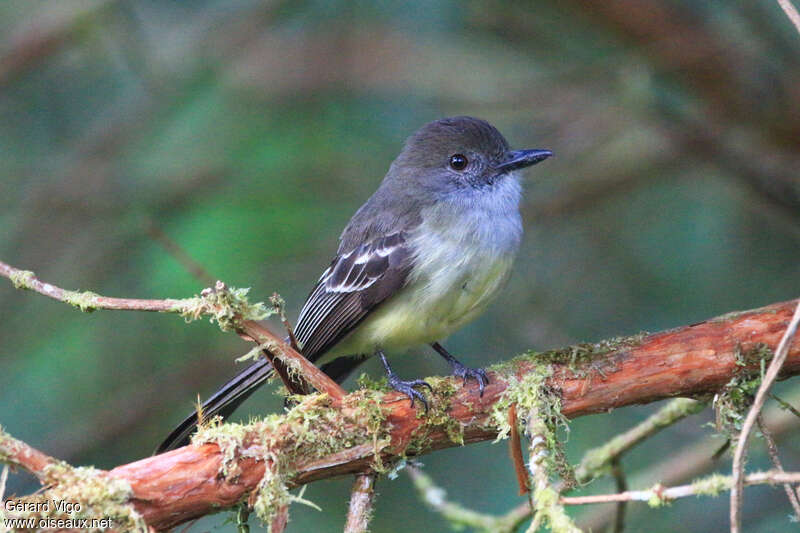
[561,471,800,506]
[145,221,217,286]
[610,458,628,533]
[0,259,347,402]
[573,398,705,484]
[344,473,377,533]
[757,416,800,520]
[408,467,531,533]
[778,0,800,35]
[730,301,800,532]
[578,388,800,530]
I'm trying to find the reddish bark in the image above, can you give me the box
[98,299,800,529]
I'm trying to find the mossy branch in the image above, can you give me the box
[0,427,147,531]
[560,470,800,506]
[0,259,347,401]
[1,259,798,530]
[574,398,705,484]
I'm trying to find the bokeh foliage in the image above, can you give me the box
[1,1,798,531]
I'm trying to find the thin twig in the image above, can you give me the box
[261,294,307,395]
[610,458,627,533]
[574,398,705,484]
[769,392,800,419]
[237,505,250,533]
[730,300,800,532]
[271,293,300,352]
[145,221,216,286]
[408,467,529,533]
[778,0,800,35]
[0,426,61,483]
[562,471,800,506]
[270,504,289,533]
[0,259,346,402]
[0,260,189,312]
[240,319,346,402]
[0,465,8,500]
[525,412,581,533]
[757,416,800,520]
[508,404,530,495]
[578,387,800,531]
[344,473,377,533]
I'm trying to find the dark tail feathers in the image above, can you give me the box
[155,354,368,454]
[155,357,274,454]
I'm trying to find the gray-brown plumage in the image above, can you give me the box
[156,116,552,453]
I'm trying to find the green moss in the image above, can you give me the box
[62,290,100,313]
[546,333,646,364]
[193,390,390,527]
[252,460,290,529]
[646,484,667,508]
[534,486,581,532]
[735,342,773,367]
[403,375,464,455]
[9,269,35,289]
[714,343,774,439]
[180,282,272,331]
[691,473,730,497]
[497,333,647,380]
[237,343,273,364]
[490,362,575,486]
[6,463,147,531]
[710,308,775,323]
[356,372,389,391]
[193,417,252,479]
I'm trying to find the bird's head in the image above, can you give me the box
[387,116,552,198]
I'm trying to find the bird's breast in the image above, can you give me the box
[321,176,523,359]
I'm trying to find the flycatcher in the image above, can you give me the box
[157,116,552,453]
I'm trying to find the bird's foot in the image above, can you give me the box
[450,361,489,397]
[387,374,433,412]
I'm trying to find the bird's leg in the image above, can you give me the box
[430,342,488,396]
[378,351,432,411]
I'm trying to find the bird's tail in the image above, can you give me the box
[154,357,274,454]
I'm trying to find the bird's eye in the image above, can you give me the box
[449,154,468,171]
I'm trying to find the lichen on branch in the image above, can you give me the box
[190,389,389,526]
[180,280,272,331]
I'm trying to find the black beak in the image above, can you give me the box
[497,149,553,172]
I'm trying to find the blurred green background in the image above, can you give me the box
[1,1,799,531]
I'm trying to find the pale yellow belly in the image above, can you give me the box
[320,253,514,362]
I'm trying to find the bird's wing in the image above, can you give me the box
[294,232,412,360]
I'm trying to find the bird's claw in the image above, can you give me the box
[388,376,432,412]
[451,363,489,397]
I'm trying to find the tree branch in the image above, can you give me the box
[574,398,705,484]
[4,298,790,530]
[757,416,800,520]
[560,471,800,506]
[408,467,531,533]
[778,0,800,35]
[0,259,346,401]
[577,386,800,530]
[2,259,798,529]
[344,473,377,533]
[0,426,60,483]
[730,300,800,532]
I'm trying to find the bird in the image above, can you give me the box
[156,116,552,453]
